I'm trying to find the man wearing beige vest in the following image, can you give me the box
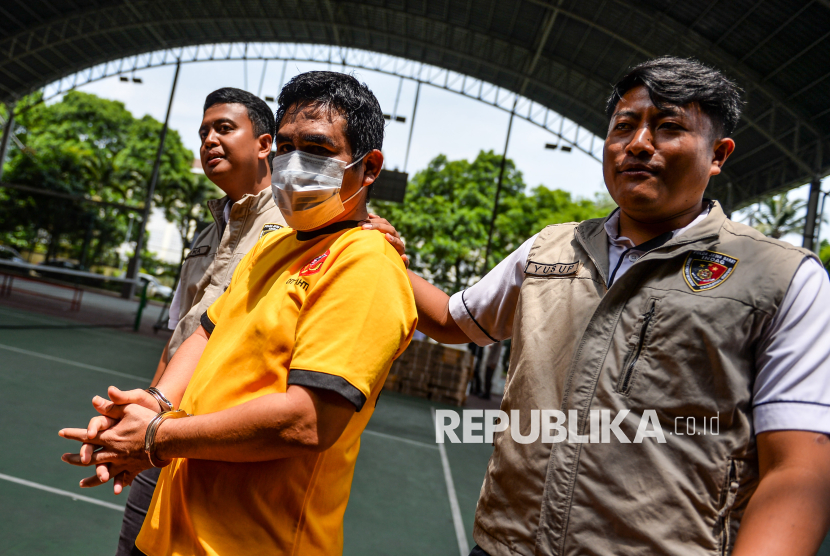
[411,57,830,555]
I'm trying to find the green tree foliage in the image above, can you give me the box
[747,194,806,239]
[372,150,614,293]
[819,239,830,272]
[0,91,215,272]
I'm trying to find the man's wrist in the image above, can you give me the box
[145,409,189,465]
[145,387,174,412]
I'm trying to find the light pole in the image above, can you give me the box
[123,60,181,299]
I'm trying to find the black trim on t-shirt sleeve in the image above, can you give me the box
[287,369,366,411]
[461,290,498,343]
[200,311,215,335]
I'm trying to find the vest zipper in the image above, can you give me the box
[718,459,740,555]
[617,301,656,394]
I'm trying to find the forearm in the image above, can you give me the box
[734,432,830,556]
[149,339,170,387]
[153,386,352,463]
[155,326,209,407]
[733,467,830,556]
[407,270,470,344]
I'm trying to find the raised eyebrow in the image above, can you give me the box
[300,133,337,148]
[612,110,638,120]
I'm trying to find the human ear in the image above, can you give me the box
[361,150,384,187]
[257,134,273,160]
[709,137,735,177]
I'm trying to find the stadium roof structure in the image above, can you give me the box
[1,0,829,211]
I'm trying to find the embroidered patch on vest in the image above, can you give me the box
[683,250,738,292]
[299,249,330,276]
[185,245,210,259]
[260,223,284,238]
[524,260,580,277]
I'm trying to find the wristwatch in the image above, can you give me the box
[144,409,189,467]
[145,387,174,413]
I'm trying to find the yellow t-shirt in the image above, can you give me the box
[136,223,417,556]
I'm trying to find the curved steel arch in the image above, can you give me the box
[37,43,604,161]
[0,0,828,208]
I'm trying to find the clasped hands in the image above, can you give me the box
[59,386,164,494]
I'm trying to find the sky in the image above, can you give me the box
[63,56,604,262]
[56,52,825,261]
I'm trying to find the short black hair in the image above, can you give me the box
[606,57,744,137]
[275,71,384,158]
[204,87,275,140]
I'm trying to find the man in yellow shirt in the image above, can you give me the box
[59,71,418,556]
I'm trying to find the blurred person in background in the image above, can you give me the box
[481,341,501,400]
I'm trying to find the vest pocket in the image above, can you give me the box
[616,300,656,395]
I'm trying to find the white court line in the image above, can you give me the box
[363,428,438,450]
[0,472,124,512]
[431,407,470,556]
[0,343,146,382]
[0,306,165,348]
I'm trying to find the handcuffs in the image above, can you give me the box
[143,387,190,468]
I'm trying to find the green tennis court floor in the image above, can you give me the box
[0,304,492,556]
[2,304,828,556]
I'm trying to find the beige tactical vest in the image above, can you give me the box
[474,202,815,556]
[168,187,285,357]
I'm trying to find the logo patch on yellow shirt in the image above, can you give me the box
[260,223,283,238]
[683,250,738,292]
[300,249,330,276]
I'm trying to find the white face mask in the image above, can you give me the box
[270,150,367,231]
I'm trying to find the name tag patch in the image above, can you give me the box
[185,245,210,259]
[683,250,738,292]
[260,223,284,238]
[524,260,580,277]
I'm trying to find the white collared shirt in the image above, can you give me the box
[448,209,830,434]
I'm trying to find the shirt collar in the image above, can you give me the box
[222,201,232,227]
[604,204,712,250]
[295,220,361,241]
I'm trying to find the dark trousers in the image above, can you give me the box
[483,364,497,399]
[470,546,491,556]
[114,467,160,556]
[471,348,484,394]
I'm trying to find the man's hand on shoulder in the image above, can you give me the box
[361,213,408,268]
